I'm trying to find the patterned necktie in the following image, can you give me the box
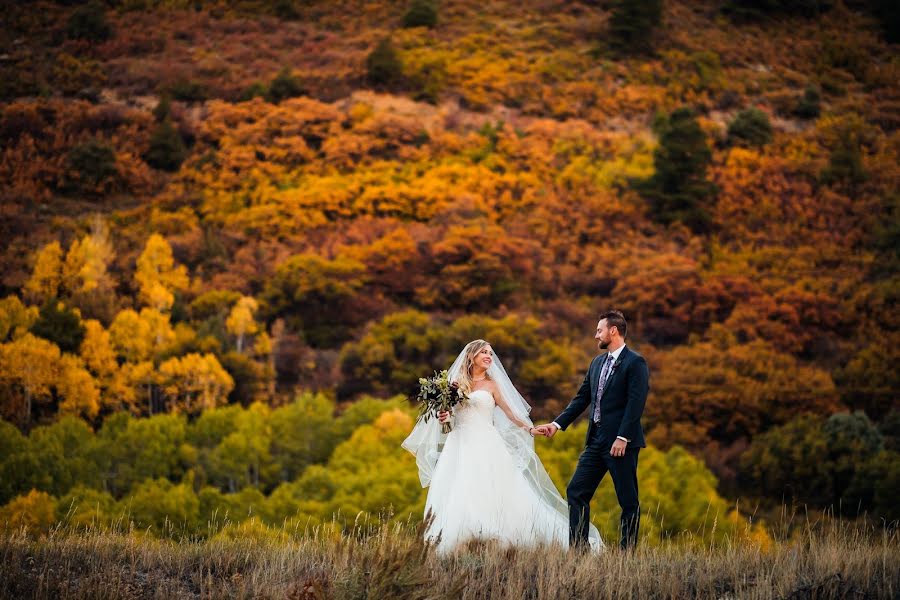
[592,353,615,424]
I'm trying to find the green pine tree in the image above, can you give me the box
[820,127,867,190]
[63,139,118,195]
[29,300,86,354]
[145,118,188,172]
[608,0,663,55]
[266,67,305,104]
[727,107,773,147]
[366,38,404,88]
[639,108,717,233]
[402,0,438,28]
[67,0,113,42]
[793,85,821,119]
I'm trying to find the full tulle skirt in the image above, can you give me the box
[424,418,571,554]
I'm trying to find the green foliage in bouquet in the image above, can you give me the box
[415,369,466,434]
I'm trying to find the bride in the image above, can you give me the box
[401,339,603,554]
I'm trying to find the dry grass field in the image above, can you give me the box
[1,514,897,599]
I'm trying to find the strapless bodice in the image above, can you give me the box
[455,389,495,426]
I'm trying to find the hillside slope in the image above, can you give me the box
[0,0,897,510]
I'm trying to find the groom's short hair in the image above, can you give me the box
[599,310,627,338]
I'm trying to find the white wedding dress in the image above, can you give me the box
[421,389,600,554]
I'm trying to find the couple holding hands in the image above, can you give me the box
[402,310,649,555]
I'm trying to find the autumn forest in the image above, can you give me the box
[0,0,898,564]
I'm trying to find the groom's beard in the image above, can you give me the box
[599,340,609,349]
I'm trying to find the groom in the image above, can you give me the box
[536,310,649,551]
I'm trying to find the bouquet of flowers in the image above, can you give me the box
[415,369,468,434]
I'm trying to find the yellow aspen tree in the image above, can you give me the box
[0,333,60,424]
[252,330,276,398]
[193,352,234,411]
[80,320,117,376]
[0,490,57,533]
[135,234,189,311]
[0,296,38,342]
[61,237,85,295]
[122,360,157,415]
[139,307,176,352]
[158,352,234,415]
[61,230,115,297]
[57,354,100,419]
[108,309,153,362]
[105,371,138,413]
[225,295,259,352]
[253,331,272,358]
[80,319,136,412]
[108,307,176,415]
[24,241,63,303]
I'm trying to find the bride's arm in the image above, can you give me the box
[490,383,534,434]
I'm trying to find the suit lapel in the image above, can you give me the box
[589,355,601,401]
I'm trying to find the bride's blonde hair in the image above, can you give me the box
[456,339,491,395]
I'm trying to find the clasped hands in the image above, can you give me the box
[531,423,559,438]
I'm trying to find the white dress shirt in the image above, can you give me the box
[552,344,630,442]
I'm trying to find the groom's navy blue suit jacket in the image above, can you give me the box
[554,346,649,448]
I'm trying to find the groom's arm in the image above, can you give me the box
[617,356,649,442]
[552,360,595,431]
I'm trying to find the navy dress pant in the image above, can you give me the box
[566,426,640,550]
